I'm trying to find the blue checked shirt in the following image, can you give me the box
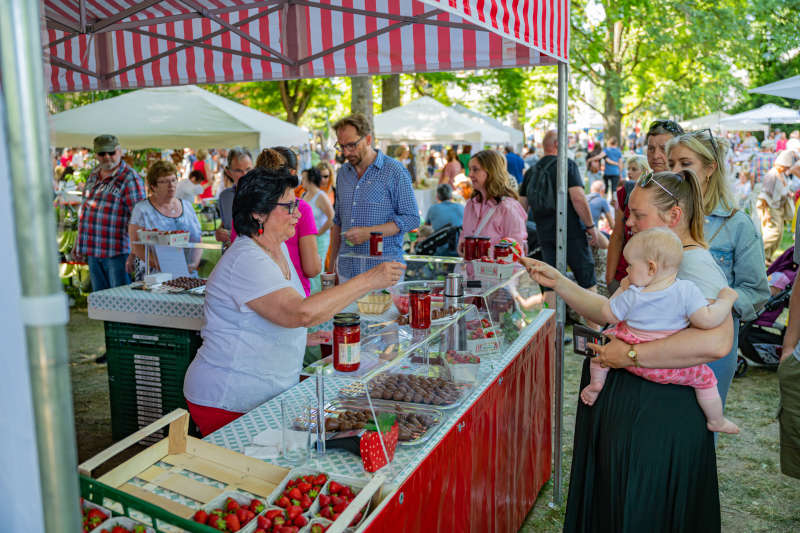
[333,150,420,278]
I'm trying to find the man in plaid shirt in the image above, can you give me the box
[750,140,778,185]
[74,134,145,292]
[327,113,420,280]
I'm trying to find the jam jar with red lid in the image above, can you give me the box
[477,237,492,259]
[464,236,479,260]
[369,232,383,256]
[333,312,361,372]
[494,243,512,261]
[409,287,432,329]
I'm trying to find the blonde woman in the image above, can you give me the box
[457,150,527,254]
[625,154,650,182]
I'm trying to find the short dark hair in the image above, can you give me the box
[189,169,205,183]
[146,160,177,189]
[271,146,298,171]
[232,167,299,237]
[227,146,252,168]
[305,167,322,187]
[332,113,372,137]
[646,120,684,140]
[436,184,453,202]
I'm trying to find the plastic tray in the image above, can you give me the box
[339,373,472,411]
[308,474,370,529]
[267,467,327,513]
[201,491,271,533]
[90,516,156,533]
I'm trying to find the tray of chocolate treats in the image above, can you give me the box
[308,399,444,446]
[338,372,471,410]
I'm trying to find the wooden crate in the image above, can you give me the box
[78,409,289,519]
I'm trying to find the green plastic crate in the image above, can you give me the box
[104,322,202,442]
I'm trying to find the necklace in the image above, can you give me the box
[153,198,181,217]
[682,244,699,249]
[254,237,291,280]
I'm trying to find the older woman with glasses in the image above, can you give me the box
[128,159,203,275]
[183,166,404,436]
[667,130,769,405]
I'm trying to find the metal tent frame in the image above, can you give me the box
[2,1,571,530]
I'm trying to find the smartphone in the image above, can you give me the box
[572,324,609,357]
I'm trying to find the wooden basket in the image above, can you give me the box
[356,292,392,315]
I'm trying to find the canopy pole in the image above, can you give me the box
[0,1,81,532]
[552,60,569,507]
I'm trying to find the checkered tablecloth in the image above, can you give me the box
[88,285,204,330]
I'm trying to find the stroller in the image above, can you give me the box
[736,246,797,377]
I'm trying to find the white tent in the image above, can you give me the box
[750,75,800,100]
[719,103,800,127]
[49,85,309,150]
[681,111,768,134]
[451,104,525,148]
[374,97,511,146]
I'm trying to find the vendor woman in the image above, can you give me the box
[183,167,404,435]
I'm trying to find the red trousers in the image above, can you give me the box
[186,399,243,436]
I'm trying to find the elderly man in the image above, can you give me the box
[327,113,420,280]
[74,134,145,292]
[215,147,254,247]
[758,150,799,262]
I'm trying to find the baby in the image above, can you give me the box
[587,227,740,434]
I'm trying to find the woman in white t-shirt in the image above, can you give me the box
[183,167,404,436]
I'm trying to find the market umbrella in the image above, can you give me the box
[719,103,800,126]
[49,85,309,150]
[750,75,800,100]
[681,111,768,134]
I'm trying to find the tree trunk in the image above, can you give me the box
[381,75,401,112]
[603,88,622,143]
[350,76,374,132]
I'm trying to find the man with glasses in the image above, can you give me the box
[215,147,254,247]
[74,134,145,293]
[328,113,420,280]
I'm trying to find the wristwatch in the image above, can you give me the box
[627,344,640,367]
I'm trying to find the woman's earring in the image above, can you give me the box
[258,221,264,235]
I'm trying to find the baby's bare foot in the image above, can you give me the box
[580,385,600,406]
[707,417,740,434]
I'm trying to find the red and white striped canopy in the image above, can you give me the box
[43,0,567,94]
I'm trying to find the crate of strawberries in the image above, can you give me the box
[310,477,369,528]
[82,499,112,533]
[444,350,481,384]
[90,516,154,533]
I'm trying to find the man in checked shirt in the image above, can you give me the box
[327,113,420,281]
[74,134,146,293]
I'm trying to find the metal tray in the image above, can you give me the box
[337,371,472,411]
[294,399,444,447]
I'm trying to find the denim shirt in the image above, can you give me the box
[705,202,769,321]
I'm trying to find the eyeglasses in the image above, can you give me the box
[648,119,684,137]
[637,172,678,202]
[97,151,116,157]
[335,135,365,152]
[698,128,720,157]
[320,174,330,178]
[271,199,300,215]
[156,178,178,185]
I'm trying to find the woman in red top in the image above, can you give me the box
[193,149,214,199]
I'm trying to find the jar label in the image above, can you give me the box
[377,240,383,253]
[338,342,360,365]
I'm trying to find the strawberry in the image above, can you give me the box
[278,527,297,533]
[225,497,240,512]
[328,481,342,495]
[287,505,303,520]
[333,501,347,513]
[318,494,330,507]
[225,513,241,532]
[208,515,226,530]
[110,527,129,533]
[297,482,312,493]
[308,489,319,498]
[273,515,286,527]
[250,499,265,514]
[300,494,313,510]
[341,486,355,500]
[133,526,147,533]
[266,509,283,520]
[303,475,314,483]
[236,507,250,524]
[313,474,327,486]
[319,506,332,519]
[193,510,209,523]
[350,511,364,527]
[311,525,325,533]
[293,514,308,527]
[257,515,272,529]
[277,496,290,508]
[287,487,302,501]
[330,495,342,507]
[359,421,400,472]
[255,530,267,533]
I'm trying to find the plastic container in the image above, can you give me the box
[200,491,271,533]
[267,467,328,513]
[308,474,370,529]
[333,313,361,372]
[444,351,481,384]
[90,516,156,533]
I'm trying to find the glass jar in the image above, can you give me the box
[464,236,478,260]
[494,243,512,260]
[369,232,384,256]
[333,313,361,372]
[477,237,492,259]
[321,272,337,291]
[409,287,432,329]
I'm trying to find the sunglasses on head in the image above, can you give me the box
[637,172,680,202]
[697,128,720,156]
[648,119,684,137]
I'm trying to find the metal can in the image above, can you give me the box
[321,272,337,291]
[409,287,432,329]
[369,232,383,256]
[333,313,361,372]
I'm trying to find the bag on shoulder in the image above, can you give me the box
[528,157,559,215]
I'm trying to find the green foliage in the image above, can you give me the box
[48,90,131,113]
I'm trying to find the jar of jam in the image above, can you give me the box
[409,287,432,329]
[464,236,478,260]
[477,237,492,259]
[369,232,383,256]
[321,272,337,291]
[494,243,512,260]
[333,313,361,372]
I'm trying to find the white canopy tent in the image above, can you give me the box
[681,111,768,134]
[49,85,309,150]
[451,103,525,148]
[750,75,800,100]
[719,103,800,127]
[374,96,511,146]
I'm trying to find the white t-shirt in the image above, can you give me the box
[610,279,707,331]
[183,236,306,413]
[677,248,728,300]
[176,178,203,204]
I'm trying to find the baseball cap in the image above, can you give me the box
[775,149,799,168]
[93,134,119,153]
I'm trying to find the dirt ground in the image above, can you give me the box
[70,308,800,531]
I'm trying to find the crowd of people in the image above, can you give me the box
[60,112,800,531]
